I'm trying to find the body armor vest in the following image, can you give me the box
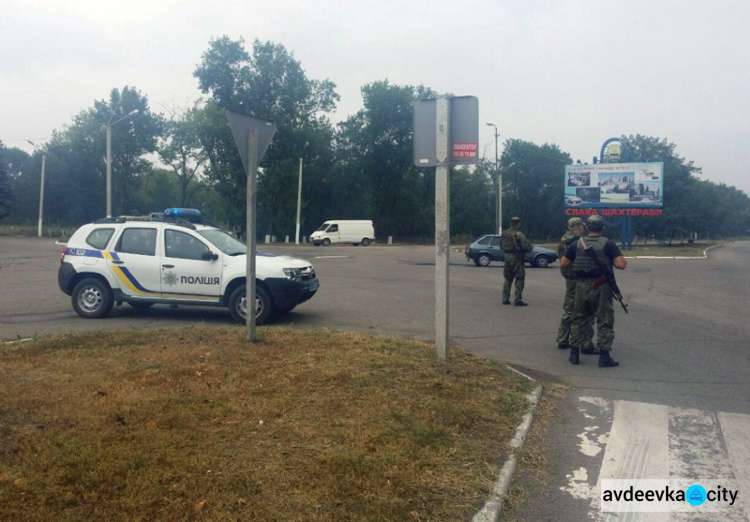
[573,236,611,278]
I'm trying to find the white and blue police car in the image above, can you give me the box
[58,209,319,324]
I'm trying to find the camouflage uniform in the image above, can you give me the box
[501,221,533,304]
[555,231,594,349]
[568,235,621,352]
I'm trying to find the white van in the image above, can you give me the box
[310,220,375,246]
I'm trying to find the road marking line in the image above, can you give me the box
[315,256,350,259]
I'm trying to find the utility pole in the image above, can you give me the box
[105,109,138,218]
[295,142,309,245]
[486,122,501,234]
[28,141,46,237]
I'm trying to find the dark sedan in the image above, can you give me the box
[464,234,558,268]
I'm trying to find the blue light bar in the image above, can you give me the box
[164,208,202,218]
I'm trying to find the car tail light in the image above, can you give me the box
[60,248,67,265]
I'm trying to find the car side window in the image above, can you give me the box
[489,237,501,247]
[328,224,338,233]
[477,237,490,245]
[117,228,157,256]
[165,229,208,260]
[86,228,114,250]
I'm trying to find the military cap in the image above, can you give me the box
[567,217,584,230]
[510,216,521,224]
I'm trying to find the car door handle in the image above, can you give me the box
[112,260,124,265]
[162,264,175,269]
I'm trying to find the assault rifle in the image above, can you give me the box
[579,237,629,313]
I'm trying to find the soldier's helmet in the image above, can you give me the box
[510,216,521,225]
[567,217,584,230]
[586,214,605,232]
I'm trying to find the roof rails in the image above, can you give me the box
[93,214,197,231]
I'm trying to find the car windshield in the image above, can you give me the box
[315,223,330,231]
[197,229,246,256]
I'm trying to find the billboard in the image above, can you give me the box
[564,162,664,209]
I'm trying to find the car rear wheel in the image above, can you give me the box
[477,253,492,267]
[534,255,550,268]
[361,238,371,246]
[228,284,274,325]
[72,278,114,319]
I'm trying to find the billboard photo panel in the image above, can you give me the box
[564,162,664,209]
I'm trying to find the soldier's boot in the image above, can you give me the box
[598,350,619,368]
[569,347,580,365]
[558,343,570,350]
[581,346,600,355]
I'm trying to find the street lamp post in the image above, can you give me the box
[105,109,138,218]
[28,141,46,238]
[486,122,502,234]
[295,142,309,245]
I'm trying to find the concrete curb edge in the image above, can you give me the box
[471,367,544,522]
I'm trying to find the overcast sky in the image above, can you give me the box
[3,0,749,195]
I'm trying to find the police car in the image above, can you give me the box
[58,209,319,324]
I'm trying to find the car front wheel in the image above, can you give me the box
[322,238,331,246]
[534,255,550,268]
[477,253,492,267]
[72,278,114,319]
[228,284,274,325]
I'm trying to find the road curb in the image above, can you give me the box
[624,243,721,260]
[472,367,543,522]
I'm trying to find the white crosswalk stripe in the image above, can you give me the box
[562,397,750,521]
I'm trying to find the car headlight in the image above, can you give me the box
[283,268,302,281]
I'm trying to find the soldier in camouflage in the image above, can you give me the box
[555,217,595,351]
[500,216,533,306]
[559,215,627,367]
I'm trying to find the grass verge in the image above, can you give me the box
[0,326,534,522]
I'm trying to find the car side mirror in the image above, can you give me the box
[201,251,219,261]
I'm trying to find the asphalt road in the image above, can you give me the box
[4,237,748,412]
[3,236,750,520]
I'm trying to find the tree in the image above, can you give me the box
[157,103,208,207]
[500,139,572,238]
[194,37,339,237]
[0,141,13,220]
[335,80,437,238]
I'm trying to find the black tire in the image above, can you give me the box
[128,301,154,309]
[361,238,371,246]
[71,278,114,319]
[534,255,550,268]
[228,283,274,325]
[477,253,492,267]
[313,243,321,247]
[322,238,331,247]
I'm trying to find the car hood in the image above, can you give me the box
[232,251,314,268]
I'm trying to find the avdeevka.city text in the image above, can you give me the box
[602,485,738,505]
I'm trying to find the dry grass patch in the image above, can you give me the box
[0,326,533,522]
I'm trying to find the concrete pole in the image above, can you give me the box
[106,125,112,218]
[295,156,303,245]
[37,154,46,237]
[435,96,451,362]
[246,130,259,342]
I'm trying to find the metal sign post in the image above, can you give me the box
[413,95,478,362]
[226,111,277,342]
[435,97,451,361]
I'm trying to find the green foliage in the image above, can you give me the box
[0,141,12,220]
[193,37,340,236]
[501,139,573,238]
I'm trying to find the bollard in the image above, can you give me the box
[265,234,271,244]
[285,235,289,243]
[388,236,393,245]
